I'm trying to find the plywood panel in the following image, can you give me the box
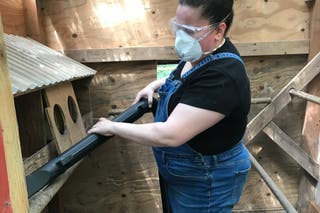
[0,1,26,36]
[40,0,309,51]
[230,0,309,43]
[14,91,47,158]
[44,82,87,153]
[245,54,307,99]
[88,61,157,118]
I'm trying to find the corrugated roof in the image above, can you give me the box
[4,34,96,96]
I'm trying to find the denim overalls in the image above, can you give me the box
[153,53,251,213]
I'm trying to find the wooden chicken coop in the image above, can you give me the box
[0,0,320,212]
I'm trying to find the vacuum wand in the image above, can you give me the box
[26,98,155,198]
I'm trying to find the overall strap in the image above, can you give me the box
[182,52,244,79]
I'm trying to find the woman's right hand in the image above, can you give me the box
[133,84,155,108]
[133,78,166,108]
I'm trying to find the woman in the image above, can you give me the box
[88,0,251,212]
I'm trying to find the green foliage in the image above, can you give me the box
[157,64,178,79]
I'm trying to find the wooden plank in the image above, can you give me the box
[0,15,28,212]
[14,91,48,158]
[72,78,94,130]
[245,55,307,101]
[302,0,320,161]
[89,61,157,118]
[244,51,320,145]
[251,97,271,104]
[23,0,46,43]
[44,82,86,153]
[308,0,320,59]
[41,0,308,51]
[23,141,57,176]
[309,201,320,213]
[63,40,309,62]
[290,89,320,105]
[298,0,320,211]
[0,1,26,36]
[263,121,319,180]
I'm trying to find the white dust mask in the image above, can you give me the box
[174,30,203,62]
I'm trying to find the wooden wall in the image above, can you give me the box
[0,0,26,36]
[45,0,311,212]
[0,0,313,212]
[40,0,309,51]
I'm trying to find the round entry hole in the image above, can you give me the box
[68,96,78,123]
[54,104,66,135]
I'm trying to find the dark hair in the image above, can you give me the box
[178,0,234,34]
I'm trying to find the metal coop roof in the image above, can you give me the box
[4,34,96,96]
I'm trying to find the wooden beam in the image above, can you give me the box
[263,121,319,180]
[302,0,320,172]
[0,1,26,36]
[22,0,45,43]
[290,89,320,105]
[308,0,320,60]
[309,201,320,213]
[251,97,272,104]
[63,40,309,63]
[23,141,57,176]
[244,51,320,144]
[298,0,320,211]
[0,15,28,212]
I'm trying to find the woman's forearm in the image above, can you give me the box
[110,121,176,147]
[148,78,166,91]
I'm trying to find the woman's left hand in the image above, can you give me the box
[87,117,114,136]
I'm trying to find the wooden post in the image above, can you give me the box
[308,201,320,213]
[0,15,29,212]
[298,0,320,211]
[22,0,46,43]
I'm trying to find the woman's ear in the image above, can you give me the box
[215,22,227,38]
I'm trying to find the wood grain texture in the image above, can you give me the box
[0,16,28,212]
[298,0,320,211]
[44,82,87,153]
[23,0,46,43]
[229,0,309,42]
[40,0,309,51]
[63,40,310,62]
[0,1,26,36]
[72,78,94,130]
[308,201,320,213]
[263,121,319,180]
[23,141,57,176]
[14,91,47,158]
[88,61,157,119]
[244,55,307,100]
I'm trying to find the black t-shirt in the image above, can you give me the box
[168,38,251,155]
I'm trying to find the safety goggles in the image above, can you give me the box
[169,17,217,40]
